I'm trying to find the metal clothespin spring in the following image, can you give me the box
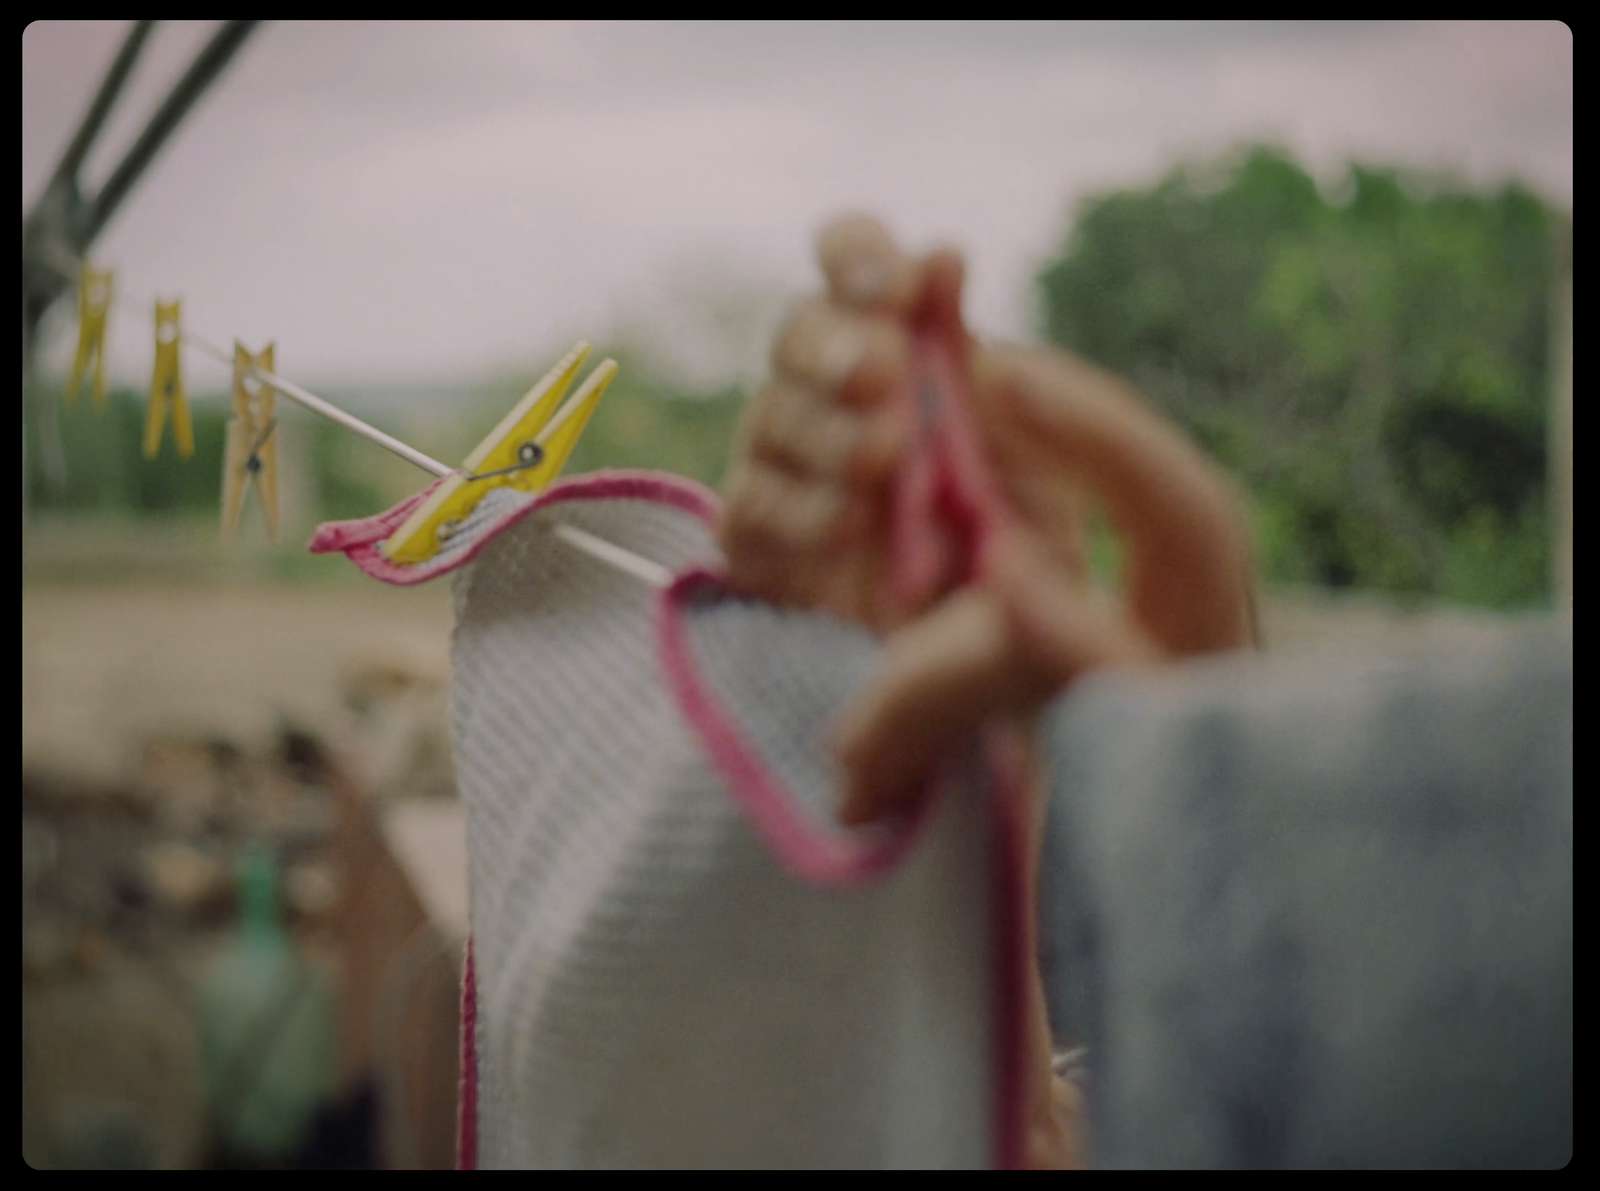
[461,441,543,483]
[439,442,546,540]
[244,417,277,475]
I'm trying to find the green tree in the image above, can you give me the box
[1037,145,1556,607]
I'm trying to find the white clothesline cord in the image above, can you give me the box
[183,329,457,479]
[548,522,673,588]
[35,251,675,588]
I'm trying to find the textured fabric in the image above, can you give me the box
[1037,622,1573,1169]
[448,486,1002,1168]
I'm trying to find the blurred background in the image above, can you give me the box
[21,20,1572,1169]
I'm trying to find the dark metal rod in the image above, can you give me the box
[81,19,259,248]
[43,20,156,199]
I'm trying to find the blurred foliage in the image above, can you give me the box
[1038,145,1559,608]
[21,386,389,521]
[24,388,231,515]
[25,146,1562,608]
[20,386,392,582]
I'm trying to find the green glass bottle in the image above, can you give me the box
[198,842,337,1164]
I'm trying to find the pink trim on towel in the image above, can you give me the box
[656,568,939,887]
[308,468,721,585]
[657,567,1031,1166]
[890,303,1028,1169]
[457,937,478,1171]
[653,298,1034,1163]
[982,733,1033,1172]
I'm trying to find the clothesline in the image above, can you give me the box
[33,250,675,589]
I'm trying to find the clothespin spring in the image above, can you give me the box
[433,442,546,541]
[245,418,277,475]
[460,441,544,482]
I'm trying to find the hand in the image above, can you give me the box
[719,216,921,633]
[718,214,1256,821]
[720,216,1253,1173]
[831,332,1257,821]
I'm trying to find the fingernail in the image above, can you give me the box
[840,257,894,305]
[815,325,867,389]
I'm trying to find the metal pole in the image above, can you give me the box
[82,20,260,248]
[23,21,259,365]
[24,21,156,350]
[41,20,156,201]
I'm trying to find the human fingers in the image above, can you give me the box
[1034,1075,1087,1170]
[831,588,1049,825]
[816,213,923,313]
[719,500,891,626]
[976,346,1254,657]
[990,453,1093,583]
[986,526,1162,685]
[770,295,910,415]
[720,458,849,551]
[832,533,1160,825]
[741,378,904,491]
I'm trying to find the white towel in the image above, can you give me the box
[436,474,1020,1168]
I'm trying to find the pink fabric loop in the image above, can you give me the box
[888,320,1013,613]
[889,320,1031,1170]
[456,939,478,1171]
[655,568,939,887]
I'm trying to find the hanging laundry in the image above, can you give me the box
[221,342,280,544]
[65,265,114,409]
[308,304,1036,1168]
[316,471,1006,1168]
[143,299,194,458]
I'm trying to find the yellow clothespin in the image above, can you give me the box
[65,265,114,409]
[380,341,618,564]
[221,342,280,544]
[144,300,194,458]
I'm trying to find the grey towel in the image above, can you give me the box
[1038,621,1572,1169]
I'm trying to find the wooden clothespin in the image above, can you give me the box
[221,342,280,544]
[65,265,114,409]
[380,341,618,565]
[143,300,194,458]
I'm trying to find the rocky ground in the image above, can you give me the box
[23,572,456,1170]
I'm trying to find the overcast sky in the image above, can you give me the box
[23,20,1573,397]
